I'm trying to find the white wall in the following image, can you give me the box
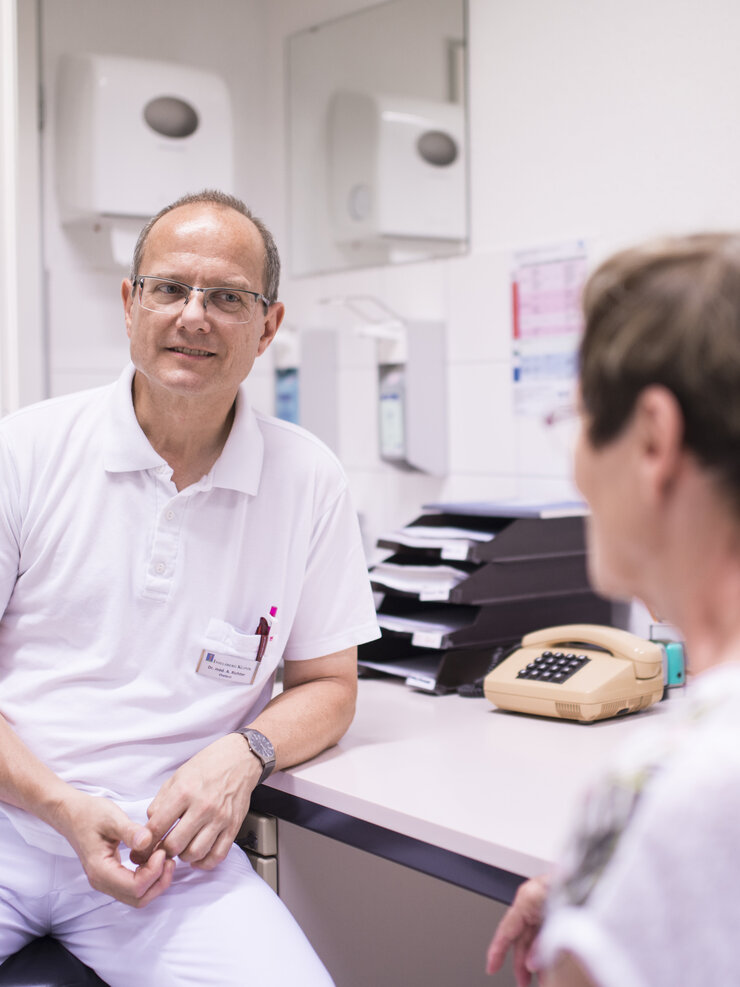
[0,0,19,416]
[260,0,740,552]
[0,0,44,415]
[36,0,740,554]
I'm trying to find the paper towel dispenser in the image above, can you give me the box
[55,53,234,266]
[329,91,466,246]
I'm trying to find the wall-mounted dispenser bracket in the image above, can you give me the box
[303,296,448,476]
[319,295,407,364]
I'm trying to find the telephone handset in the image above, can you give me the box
[483,623,664,722]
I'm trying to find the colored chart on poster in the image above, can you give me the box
[511,240,588,418]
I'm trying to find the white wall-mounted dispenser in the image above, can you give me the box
[329,91,466,246]
[55,53,234,268]
[301,298,448,477]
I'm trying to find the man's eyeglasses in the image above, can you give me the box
[134,276,271,324]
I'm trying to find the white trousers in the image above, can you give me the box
[0,816,333,986]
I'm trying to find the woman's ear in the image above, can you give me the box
[633,385,685,502]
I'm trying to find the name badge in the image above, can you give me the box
[196,649,259,685]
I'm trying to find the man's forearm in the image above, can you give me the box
[0,713,77,832]
[244,646,357,772]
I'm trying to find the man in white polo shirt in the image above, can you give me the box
[0,190,380,984]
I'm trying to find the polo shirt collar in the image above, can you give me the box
[102,364,264,495]
[211,383,264,495]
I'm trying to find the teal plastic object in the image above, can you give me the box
[663,641,686,686]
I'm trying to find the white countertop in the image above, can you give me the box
[266,676,676,879]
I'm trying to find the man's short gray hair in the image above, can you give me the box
[129,189,281,302]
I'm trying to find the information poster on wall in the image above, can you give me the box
[511,239,588,417]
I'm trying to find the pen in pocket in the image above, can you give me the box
[255,616,270,662]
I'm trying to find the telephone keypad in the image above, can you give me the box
[516,650,590,683]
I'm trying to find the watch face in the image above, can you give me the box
[247,730,274,763]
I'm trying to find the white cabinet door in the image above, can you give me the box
[276,819,518,987]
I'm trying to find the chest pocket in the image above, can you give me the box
[196,617,266,686]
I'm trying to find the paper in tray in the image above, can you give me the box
[370,562,468,600]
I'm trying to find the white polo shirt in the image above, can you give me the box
[0,364,379,854]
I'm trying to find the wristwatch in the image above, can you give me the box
[237,728,276,785]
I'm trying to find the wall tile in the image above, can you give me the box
[447,360,516,475]
[446,251,513,363]
[337,366,380,470]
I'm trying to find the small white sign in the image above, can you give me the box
[196,649,258,685]
[411,631,443,649]
[441,543,470,561]
[405,675,438,692]
[419,589,450,602]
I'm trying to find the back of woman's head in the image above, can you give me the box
[580,232,740,509]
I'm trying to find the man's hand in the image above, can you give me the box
[131,733,258,871]
[58,790,175,908]
[486,875,549,984]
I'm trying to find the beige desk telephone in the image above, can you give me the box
[483,624,664,722]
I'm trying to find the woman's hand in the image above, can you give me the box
[486,875,549,984]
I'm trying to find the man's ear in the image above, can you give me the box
[633,385,685,502]
[257,302,285,356]
[121,279,135,336]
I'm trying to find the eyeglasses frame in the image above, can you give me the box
[133,275,272,324]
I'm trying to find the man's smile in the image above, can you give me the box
[168,345,215,358]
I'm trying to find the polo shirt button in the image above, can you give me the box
[166,510,175,521]
[155,562,166,575]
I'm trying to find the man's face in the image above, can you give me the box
[121,203,282,406]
